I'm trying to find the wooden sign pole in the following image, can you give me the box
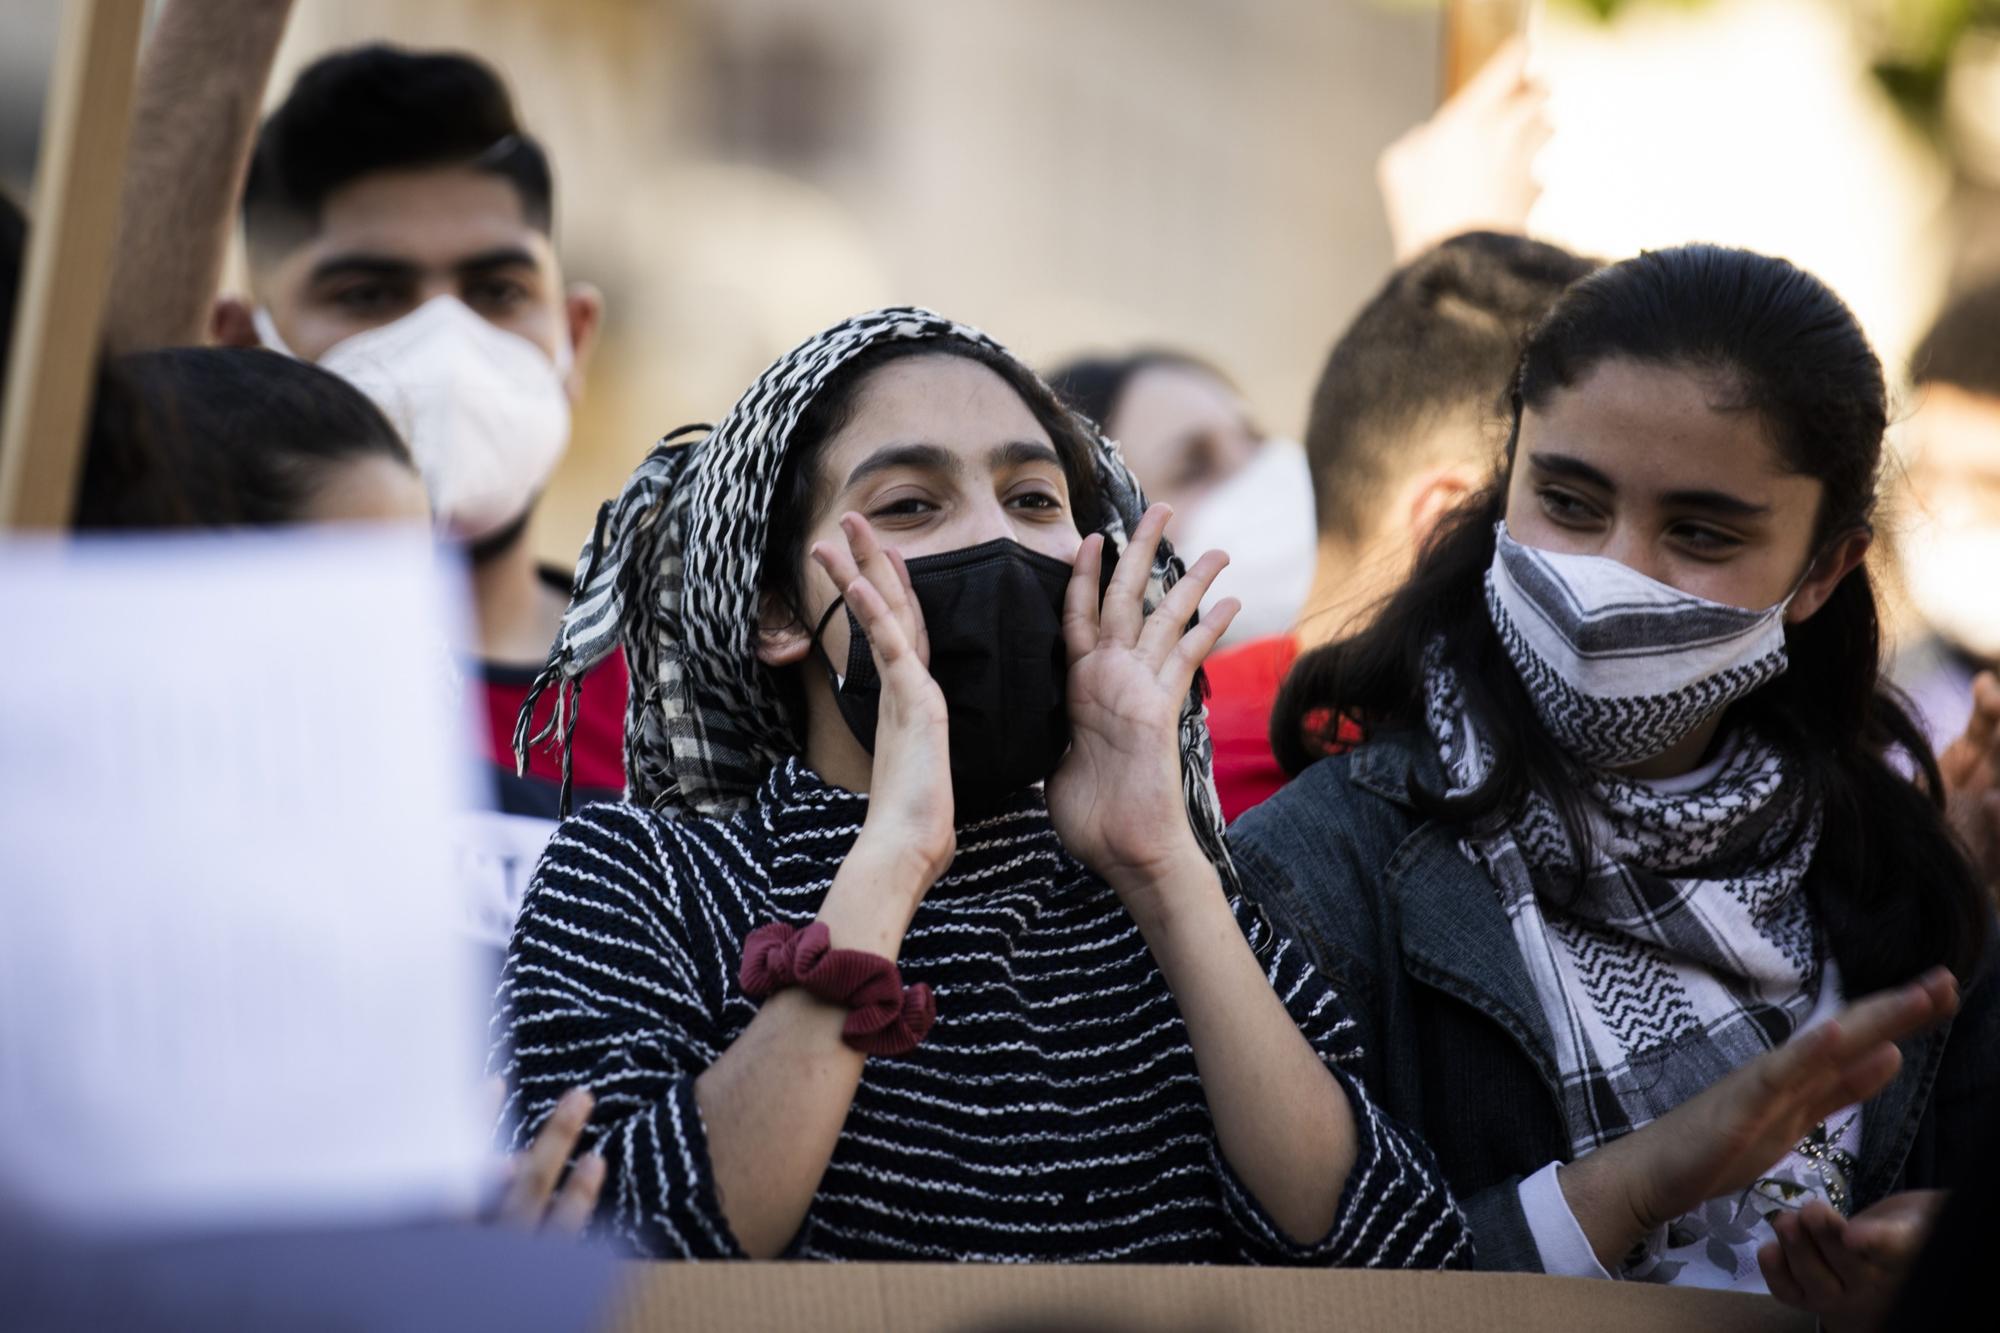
[0,0,147,531]
[1441,0,1531,100]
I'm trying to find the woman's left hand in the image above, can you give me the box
[1047,503,1237,896]
[1758,1190,1943,1332]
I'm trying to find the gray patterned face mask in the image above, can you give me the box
[1484,522,1794,767]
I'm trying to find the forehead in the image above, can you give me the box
[1522,358,1792,489]
[820,354,1049,466]
[1115,362,1240,433]
[263,166,554,279]
[1906,383,2000,472]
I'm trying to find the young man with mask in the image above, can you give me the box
[1205,232,1595,820]
[212,45,616,826]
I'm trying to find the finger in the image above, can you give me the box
[840,514,911,622]
[1456,36,1529,106]
[1774,1209,1847,1310]
[839,571,914,667]
[1801,1201,1874,1292]
[1758,1238,1809,1308]
[810,536,863,599]
[1973,671,2000,732]
[1806,971,1957,1070]
[545,1153,606,1236]
[498,1086,594,1226]
[1164,597,1241,693]
[884,548,928,663]
[1748,1021,1901,1139]
[1845,1200,1938,1269]
[1941,675,2000,785]
[1102,505,1170,647]
[1825,1043,1904,1109]
[1063,533,1105,664]
[1136,548,1229,668]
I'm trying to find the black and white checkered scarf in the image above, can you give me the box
[515,307,1246,915]
[1422,644,1824,1158]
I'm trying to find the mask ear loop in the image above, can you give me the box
[808,596,850,689]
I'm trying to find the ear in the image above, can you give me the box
[212,296,260,348]
[755,589,813,668]
[1405,462,1481,547]
[1785,528,1873,624]
[562,281,605,401]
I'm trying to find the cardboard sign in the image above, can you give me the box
[612,1262,1813,1333]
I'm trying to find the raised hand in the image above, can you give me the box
[1378,37,1551,262]
[1940,670,2000,891]
[1561,968,1960,1271]
[1758,1190,1943,1331]
[810,513,956,886]
[1047,504,1238,894]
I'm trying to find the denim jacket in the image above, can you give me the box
[1228,728,2000,1272]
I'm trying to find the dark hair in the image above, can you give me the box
[1911,277,2000,396]
[760,336,1108,734]
[242,44,553,263]
[73,347,414,529]
[0,191,23,395]
[1045,349,1234,437]
[1305,231,1597,542]
[1276,243,1989,991]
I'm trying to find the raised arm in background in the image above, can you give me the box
[104,0,296,352]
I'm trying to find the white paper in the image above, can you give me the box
[0,529,495,1231]
[456,809,558,950]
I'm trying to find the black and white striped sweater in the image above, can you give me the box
[491,757,1470,1266]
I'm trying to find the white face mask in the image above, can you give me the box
[1485,521,1795,767]
[1903,521,2000,661]
[254,296,573,543]
[1175,438,1317,647]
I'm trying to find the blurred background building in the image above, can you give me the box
[3,0,1999,565]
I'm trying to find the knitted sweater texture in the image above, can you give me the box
[492,757,1470,1266]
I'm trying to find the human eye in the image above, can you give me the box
[1536,486,1604,528]
[466,276,531,316]
[1006,488,1065,516]
[866,491,940,525]
[1670,522,1745,559]
[327,280,406,317]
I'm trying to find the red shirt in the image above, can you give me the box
[1205,633,1361,822]
[481,646,630,802]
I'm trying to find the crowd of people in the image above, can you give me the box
[8,2,2000,1328]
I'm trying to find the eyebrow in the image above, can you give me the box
[306,253,419,285]
[989,440,1063,471]
[842,443,960,491]
[453,245,540,276]
[305,245,540,286]
[1528,451,1770,517]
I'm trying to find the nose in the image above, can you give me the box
[1601,525,1668,585]
[962,493,1017,547]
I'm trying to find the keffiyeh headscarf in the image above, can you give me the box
[516,307,1244,905]
[1423,644,1846,1281]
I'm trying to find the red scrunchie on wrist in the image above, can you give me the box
[739,921,935,1056]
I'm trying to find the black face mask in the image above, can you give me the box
[812,538,1086,812]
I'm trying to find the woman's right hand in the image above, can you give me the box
[1559,968,1960,1271]
[810,514,956,889]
